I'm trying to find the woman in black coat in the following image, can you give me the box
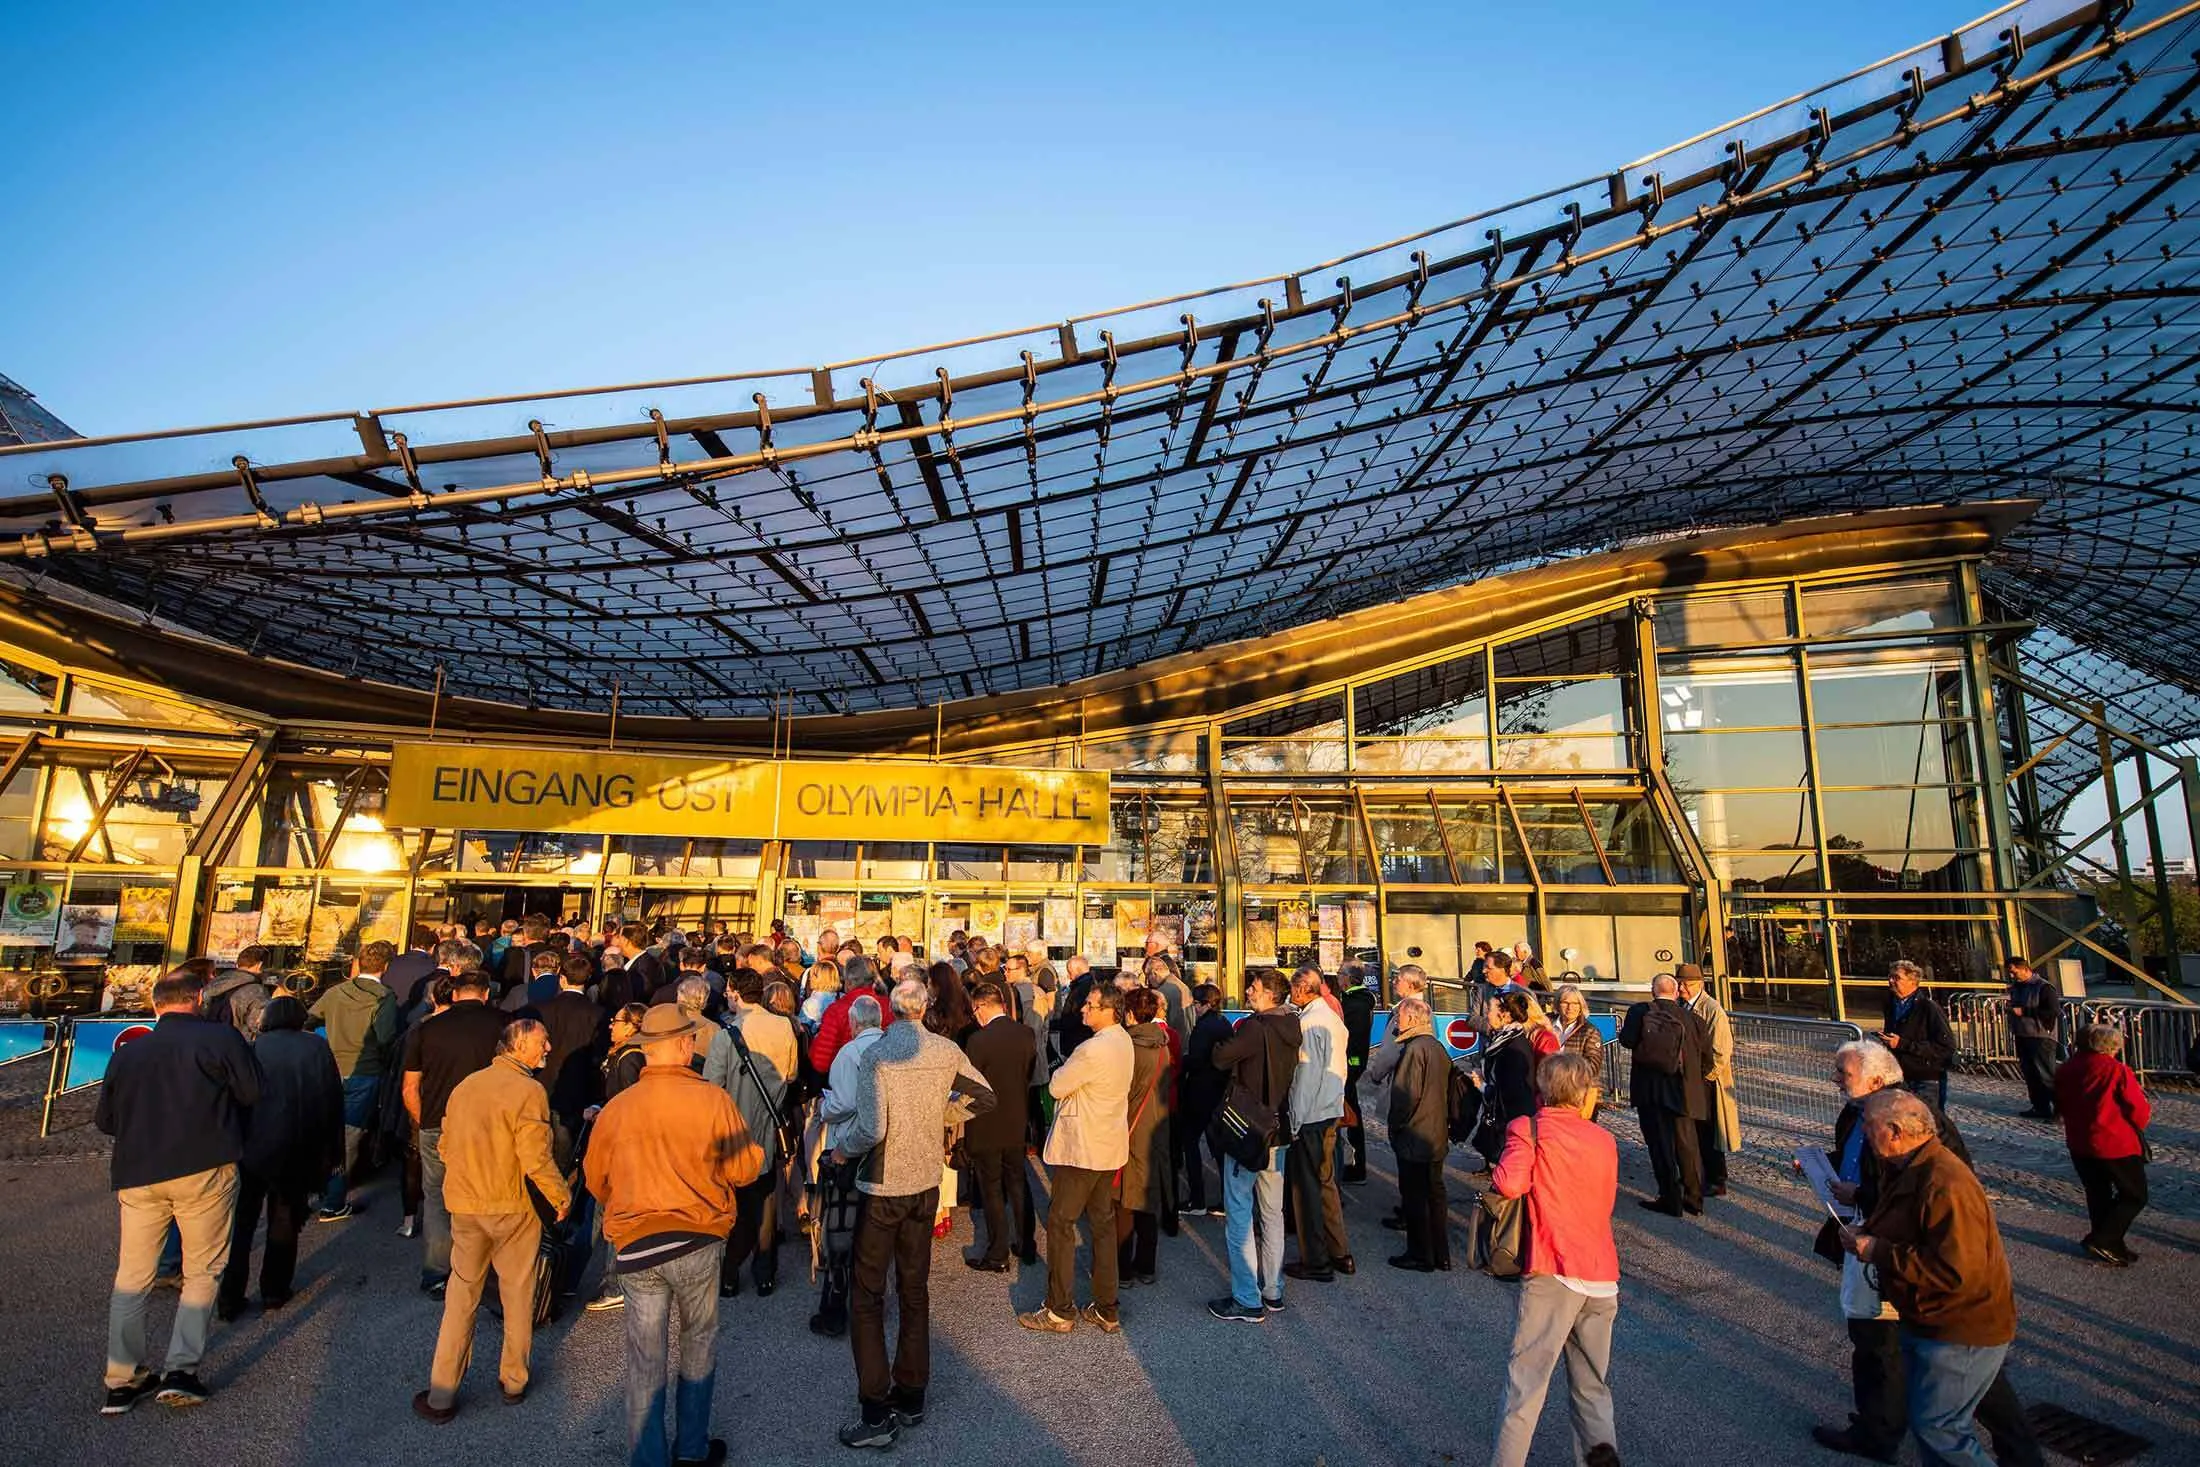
[1177,984,1234,1215]
[219,995,342,1316]
[1474,991,1538,1167]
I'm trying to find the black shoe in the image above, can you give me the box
[888,1387,925,1426]
[1282,1262,1335,1283]
[421,1274,448,1297]
[1017,1247,1040,1265]
[101,1375,157,1416]
[754,1277,776,1298]
[1388,1255,1436,1272]
[1380,1216,1407,1231]
[1810,1423,1899,1463]
[964,1255,1011,1273]
[1706,1184,1728,1198]
[839,1414,900,1449]
[2017,1108,2053,1120]
[1332,1255,1357,1275]
[1683,1203,1704,1216]
[1207,1296,1267,1322]
[808,1312,847,1338]
[260,1292,292,1311]
[215,1297,249,1323]
[719,1275,741,1299]
[154,1372,209,1408]
[1130,1272,1156,1287]
[2082,1239,2130,1267]
[674,1442,729,1467]
[2114,1242,2140,1264]
[1585,1447,1623,1467]
[502,1384,527,1406]
[1342,1172,1369,1186]
[413,1390,457,1425]
[1637,1198,1683,1217]
[1261,1294,1287,1313]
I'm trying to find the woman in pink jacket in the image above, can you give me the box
[1488,1051,1622,1467]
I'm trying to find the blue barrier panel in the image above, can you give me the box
[62,1016,158,1093]
[1220,1011,1614,1063]
[0,1018,54,1068]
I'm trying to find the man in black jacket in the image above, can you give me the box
[218,994,342,1320]
[95,966,262,1414]
[1338,964,1376,1185]
[2003,957,2060,1119]
[401,969,507,1293]
[1618,973,1710,1217]
[1205,971,1302,1322]
[530,954,607,1170]
[1878,960,1956,1108]
[603,923,663,1014]
[1053,955,1096,1059]
[961,982,1039,1271]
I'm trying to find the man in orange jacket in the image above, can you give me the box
[586,1004,764,1467]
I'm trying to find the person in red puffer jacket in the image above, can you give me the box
[2054,1022,2152,1266]
[808,957,900,1076]
[1488,1051,1622,1467]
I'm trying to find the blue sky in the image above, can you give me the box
[2,0,1993,436]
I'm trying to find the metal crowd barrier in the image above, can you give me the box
[1944,991,2199,1085]
[1589,999,1863,1147]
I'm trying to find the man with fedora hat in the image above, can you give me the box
[1675,963,1739,1201]
[585,1003,764,1467]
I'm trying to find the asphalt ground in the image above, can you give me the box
[0,1068,2194,1467]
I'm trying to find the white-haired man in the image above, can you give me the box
[829,980,995,1449]
[809,993,885,1339]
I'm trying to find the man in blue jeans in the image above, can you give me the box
[1845,1089,2018,1467]
[309,940,399,1220]
[1204,970,1301,1322]
[401,967,505,1291]
[585,1003,762,1467]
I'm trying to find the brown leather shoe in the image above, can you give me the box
[412,1390,457,1425]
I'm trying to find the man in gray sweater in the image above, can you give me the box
[828,979,994,1451]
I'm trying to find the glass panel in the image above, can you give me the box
[1493,734,1630,772]
[1725,905,1835,1002]
[67,679,244,733]
[0,657,56,713]
[0,764,36,860]
[1801,575,1963,639]
[1808,648,1969,725]
[1353,651,1487,739]
[1712,850,1824,890]
[1297,799,1370,885]
[1656,656,1802,729]
[1827,849,1985,893]
[1518,802,1607,886]
[1588,800,1686,884]
[1220,696,1347,774]
[786,840,859,879]
[1833,914,1998,986]
[1493,613,1628,679]
[1436,802,1526,883]
[1815,723,1975,787]
[1080,729,1205,772]
[1678,789,1816,852]
[859,841,928,881]
[1365,806,1452,883]
[1820,787,1978,852]
[323,814,415,875]
[1085,801,1213,883]
[1654,590,1793,648]
[603,884,758,934]
[1664,730,1809,792]
[458,832,603,876]
[933,844,1003,881]
[1006,845,1074,881]
[606,836,764,878]
[42,762,232,867]
[1353,737,1491,772]
[1496,678,1626,738]
[1230,799,1303,885]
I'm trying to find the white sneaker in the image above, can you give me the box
[396,1216,418,1239]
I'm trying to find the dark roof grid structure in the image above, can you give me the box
[1,0,2198,741]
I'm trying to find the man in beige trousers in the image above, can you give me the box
[414,1018,568,1422]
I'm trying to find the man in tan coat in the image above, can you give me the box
[1021,983,1133,1336]
[1678,964,1740,1198]
[414,1018,568,1423]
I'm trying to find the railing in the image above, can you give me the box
[1944,991,2199,1085]
[1590,999,1863,1146]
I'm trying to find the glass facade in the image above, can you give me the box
[0,552,2131,1019]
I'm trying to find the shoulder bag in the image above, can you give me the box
[726,1019,801,1162]
[1466,1111,1535,1280]
[1209,1021,1285,1172]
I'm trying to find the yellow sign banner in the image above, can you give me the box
[384,744,1109,845]
[385,745,775,838]
[776,761,1107,844]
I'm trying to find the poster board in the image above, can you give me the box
[115,887,173,942]
[258,888,311,946]
[0,881,60,947]
[56,903,117,958]
[1002,911,1039,954]
[205,910,262,964]
[1277,899,1312,947]
[1042,897,1077,946]
[1079,916,1116,967]
[1244,916,1279,967]
[1345,899,1377,947]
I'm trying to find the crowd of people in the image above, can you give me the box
[85,917,2166,1466]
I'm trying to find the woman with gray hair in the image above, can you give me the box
[2054,1022,2151,1265]
[1489,1051,1620,1467]
[1552,985,1603,1077]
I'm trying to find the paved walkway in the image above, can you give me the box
[1,1066,2194,1466]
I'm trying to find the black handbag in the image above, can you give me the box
[1466,1113,1535,1280]
[1209,1020,1288,1172]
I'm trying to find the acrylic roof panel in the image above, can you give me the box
[4,0,2200,728]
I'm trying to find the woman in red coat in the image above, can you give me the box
[2054,1022,2151,1266]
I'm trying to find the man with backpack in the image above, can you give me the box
[1204,971,1302,1322]
[1617,973,1711,1217]
[202,946,272,1042]
[308,940,400,1222]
